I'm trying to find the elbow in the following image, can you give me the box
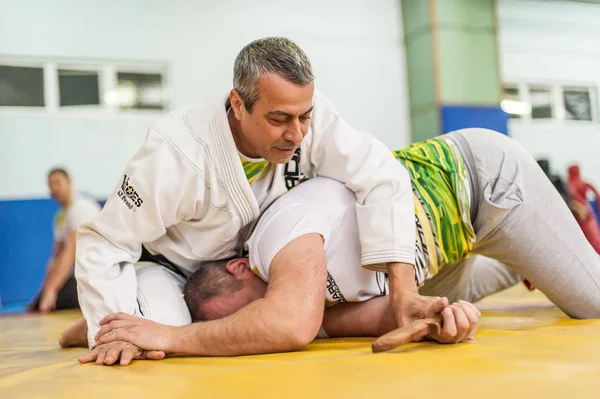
[282,314,322,350]
[285,327,316,350]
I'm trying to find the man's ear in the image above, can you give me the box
[229,89,244,120]
[225,257,251,277]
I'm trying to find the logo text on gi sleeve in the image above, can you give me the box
[118,175,144,209]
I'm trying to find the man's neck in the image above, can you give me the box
[60,194,74,210]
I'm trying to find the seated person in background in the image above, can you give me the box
[28,168,101,313]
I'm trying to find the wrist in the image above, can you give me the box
[386,262,418,295]
[167,325,185,354]
[42,286,58,296]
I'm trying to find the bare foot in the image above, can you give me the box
[59,317,88,348]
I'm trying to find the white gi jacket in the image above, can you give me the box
[76,90,415,347]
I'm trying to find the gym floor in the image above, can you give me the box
[1,285,599,399]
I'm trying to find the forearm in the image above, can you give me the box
[43,250,74,294]
[40,258,57,289]
[323,296,397,337]
[39,240,63,292]
[171,298,315,356]
[387,262,419,295]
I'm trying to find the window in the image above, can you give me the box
[58,69,100,106]
[0,65,44,107]
[504,81,597,124]
[529,86,553,119]
[0,58,167,113]
[563,87,592,121]
[503,85,519,101]
[116,72,164,110]
[501,84,524,119]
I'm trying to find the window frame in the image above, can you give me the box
[0,57,169,115]
[503,79,598,126]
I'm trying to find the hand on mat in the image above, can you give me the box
[95,312,175,353]
[427,300,480,344]
[38,289,57,313]
[26,299,39,313]
[78,341,165,366]
[390,290,448,332]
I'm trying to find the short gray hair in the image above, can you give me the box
[184,258,242,322]
[233,37,314,112]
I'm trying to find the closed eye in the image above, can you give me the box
[268,118,287,125]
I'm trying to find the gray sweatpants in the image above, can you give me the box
[420,128,600,319]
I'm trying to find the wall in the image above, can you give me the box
[497,0,600,184]
[0,0,410,306]
[0,0,411,199]
[0,199,58,305]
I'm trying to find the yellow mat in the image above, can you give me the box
[2,286,600,399]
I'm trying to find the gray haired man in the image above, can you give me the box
[75,37,436,366]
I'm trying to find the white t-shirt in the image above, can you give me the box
[54,195,102,243]
[246,177,389,306]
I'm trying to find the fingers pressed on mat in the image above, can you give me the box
[146,350,166,360]
[120,346,137,366]
[78,350,97,364]
[95,347,107,365]
[104,345,122,365]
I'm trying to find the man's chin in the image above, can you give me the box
[268,148,297,164]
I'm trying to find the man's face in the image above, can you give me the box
[201,274,266,321]
[232,74,314,164]
[48,172,71,205]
